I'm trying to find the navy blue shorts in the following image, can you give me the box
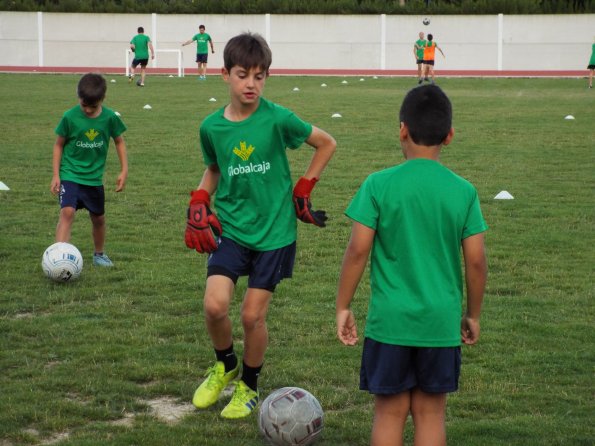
[59,180,105,215]
[196,53,208,63]
[132,58,149,68]
[207,237,296,292]
[360,338,461,395]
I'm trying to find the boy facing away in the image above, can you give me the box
[129,26,155,87]
[336,85,487,446]
[185,32,336,419]
[50,73,128,267]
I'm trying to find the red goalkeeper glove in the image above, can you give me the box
[292,177,328,227]
[185,189,222,253]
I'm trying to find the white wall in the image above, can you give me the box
[0,12,593,71]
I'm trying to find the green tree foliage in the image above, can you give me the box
[0,0,592,13]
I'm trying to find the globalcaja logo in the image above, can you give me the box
[76,128,104,149]
[233,141,254,161]
[228,141,271,177]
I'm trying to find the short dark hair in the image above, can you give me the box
[399,85,452,146]
[199,25,205,30]
[77,73,106,105]
[428,34,434,41]
[138,26,144,33]
[223,32,272,73]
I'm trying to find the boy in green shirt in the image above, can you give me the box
[50,73,128,267]
[182,25,215,80]
[413,31,426,82]
[185,32,336,419]
[336,85,487,445]
[129,26,154,87]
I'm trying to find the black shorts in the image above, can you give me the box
[59,180,105,215]
[424,60,435,66]
[196,53,208,63]
[360,338,461,395]
[416,59,424,65]
[132,58,149,68]
[588,64,595,70]
[207,237,296,292]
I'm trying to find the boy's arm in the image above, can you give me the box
[336,221,374,346]
[113,135,128,192]
[181,38,193,46]
[461,232,487,345]
[209,38,215,53]
[438,46,446,57]
[293,126,337,227]
[51,136,65,195]
[149,41,155,59]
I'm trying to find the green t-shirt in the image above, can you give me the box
[415,39,426,59]
[346,159,488,347]
[130,33,151,60]
[200,98,312,251]
[193,32,212,54]
[55,105,127,186]
[589,43,595,66]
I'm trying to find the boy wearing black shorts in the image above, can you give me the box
[336,85,487,445]
[50,73,128,267]
[185,33,336,419]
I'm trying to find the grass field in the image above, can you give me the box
[0,72,593,446]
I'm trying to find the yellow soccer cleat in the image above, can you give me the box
[220,380,259,419]
[192,361,239,409]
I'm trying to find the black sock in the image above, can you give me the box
[241,362,262,392]
[215,345,238,373]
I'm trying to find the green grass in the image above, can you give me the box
[0,73,593,446]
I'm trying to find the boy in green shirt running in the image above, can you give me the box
[185,32,336,419]
[129,26,154,87]
[50,73,128,267]
[336,85,487,445]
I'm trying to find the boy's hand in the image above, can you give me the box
[461,314,481,345]
[185,189,222,253]
[50,176,60,196]
[336,309,358,346]
[292,177,327,227]
[115,172,127,192]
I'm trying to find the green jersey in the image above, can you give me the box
[130,33,151,59]
[55,105,127,186]
[346,159,488,347]
[415,39,426,59]
[199,98,312,251]
[192,32,212,54]
[589,43,595,66]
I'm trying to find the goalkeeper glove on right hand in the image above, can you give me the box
[185,189,222,253]
[292,177,328,227]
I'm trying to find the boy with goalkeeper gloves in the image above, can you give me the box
[185,32,336,419]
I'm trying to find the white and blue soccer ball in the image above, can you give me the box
[423,17,431,26]
[258,387,324,446]
[42,242,83,282]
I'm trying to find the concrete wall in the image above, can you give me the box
[0,12,593,71]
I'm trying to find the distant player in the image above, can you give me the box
[50,73,128,267]
[182,25,215,80]
[185,32,336,419]
[414,32,426,83]
[336,85,488,446]
[129,26,155,87]
[422,34,445,84]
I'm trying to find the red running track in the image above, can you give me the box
[0,66,586,77]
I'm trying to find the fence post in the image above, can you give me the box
[37,11,43,67]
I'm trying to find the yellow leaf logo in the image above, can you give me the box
[233,141,255,161]
[85,129,99,141]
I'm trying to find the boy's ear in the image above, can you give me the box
[221,67,229,81]
[399,122,409,141]
[442,127,455,146]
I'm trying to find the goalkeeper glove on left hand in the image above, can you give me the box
[185,189,222,253]
[292,177,328,227]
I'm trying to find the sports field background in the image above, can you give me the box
[0,73,593,445]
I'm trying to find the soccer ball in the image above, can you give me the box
[258,387,324,446]
[423,17,431,26]
[41,242,83,282]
